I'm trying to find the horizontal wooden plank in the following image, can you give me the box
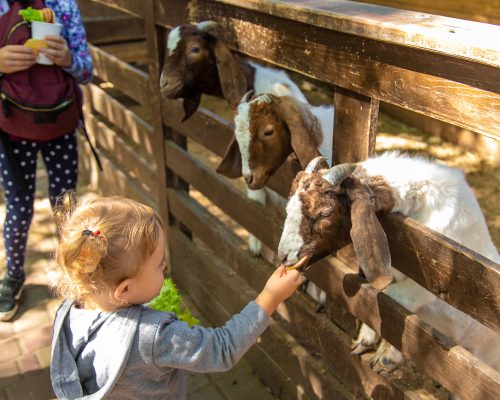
[170,227,356,400]
[89,0,144,18]
[83,16,145,45]
[82,84,155,159]
[89,44,150,107]
[85,113,157,193]
[157,1,500,139]
[168,188,438,400]
[201,0,500,68]
[165,140,283,248]
[306,256,500,400]
[379,213,500,335]
[99,41,148,63]
[350,0,500,25]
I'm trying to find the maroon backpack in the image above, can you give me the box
[0,0,81,141]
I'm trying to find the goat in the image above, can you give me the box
[160,21,307,121]
[216,92,334,189]
[278,152,500,374]
[217,92,334,308]
[160,21,309,256]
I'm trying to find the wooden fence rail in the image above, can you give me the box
[83,1,500,399]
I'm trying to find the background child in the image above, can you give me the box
[50,194,303,399]
[0,0,92,320]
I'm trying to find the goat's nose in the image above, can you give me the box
[245,175,253,185]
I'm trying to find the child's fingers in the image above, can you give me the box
[44,35,65,44]
[285,269,304,284]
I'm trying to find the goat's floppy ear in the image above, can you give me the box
[345,179,393,290]
[216,136,242,178]
[213,40,248,109]
[275,96,323,168]
[182,95,201,122]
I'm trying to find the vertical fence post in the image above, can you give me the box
[333,87,379,164]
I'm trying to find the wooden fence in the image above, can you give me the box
[80,1,500,399]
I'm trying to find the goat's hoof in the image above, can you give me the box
[351,340,374,355]
[369,341,404,373]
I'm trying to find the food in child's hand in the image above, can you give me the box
[279,255,308,276]
[24,38,49,54]
[19,7,55,23]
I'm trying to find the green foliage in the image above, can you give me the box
[19,7,44,22]
[148,278,199,327]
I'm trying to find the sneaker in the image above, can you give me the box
[0,276,25,321]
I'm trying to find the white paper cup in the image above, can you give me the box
[31,21,62,65]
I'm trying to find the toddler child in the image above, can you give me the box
[50,194,303,399]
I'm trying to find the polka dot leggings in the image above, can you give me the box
[0,132,78,280]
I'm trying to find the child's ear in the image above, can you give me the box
[114,278,133,303]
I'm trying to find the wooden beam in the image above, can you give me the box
[89,0,144,18]
[82,84,154,159]
[168,188,439,400]
[83,16,145,45]
[89,44,150,107]
[306,256,500,400]
[99,41,148,63]
[192,0,500,68]
[333,87,379,164]
[156,0,500,139]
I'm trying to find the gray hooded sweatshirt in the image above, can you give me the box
[50,299,270,399]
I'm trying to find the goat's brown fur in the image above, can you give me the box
[284,164,395,288]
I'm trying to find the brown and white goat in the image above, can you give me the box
[278,153,500,374]
[216,92,334,189]
[160,21,307,121]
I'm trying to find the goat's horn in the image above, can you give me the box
[240,90,255,104]
[305,156,327,174]
[197,20,219,32]
[322,163,357,185]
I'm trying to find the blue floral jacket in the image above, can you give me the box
[0,0,93,83]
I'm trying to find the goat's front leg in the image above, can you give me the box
[247,188,266,255]
[351,323,379,355]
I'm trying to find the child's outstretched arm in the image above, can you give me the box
[151,267,303,373]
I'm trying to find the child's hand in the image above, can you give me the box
[0,45,36,74]
[39,35,72,67]
[255,266,304,316]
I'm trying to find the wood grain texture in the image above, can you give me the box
[83,16,145,45]
[89,0,145,17]
[89,45,150,107]
[333,87,379,164]
[82,84,155,159]
[350,0,500,25]
[156,0,500,138]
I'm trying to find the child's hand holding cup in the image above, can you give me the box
[30,21,64,65]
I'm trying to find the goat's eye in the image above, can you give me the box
[263,129,274,137]
[190,46,201,54]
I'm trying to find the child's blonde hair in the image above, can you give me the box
[53,192,163,307]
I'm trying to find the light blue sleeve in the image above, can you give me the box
[152,301,270,372]
[53,0,93,84]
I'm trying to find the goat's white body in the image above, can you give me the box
[249,61,308,103]
[361,152,499,262]
[359,152,500,371]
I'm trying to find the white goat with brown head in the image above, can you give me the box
[278,152,500,373]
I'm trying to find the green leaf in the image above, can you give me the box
[19,7,44,22]
[148,278,200,327]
